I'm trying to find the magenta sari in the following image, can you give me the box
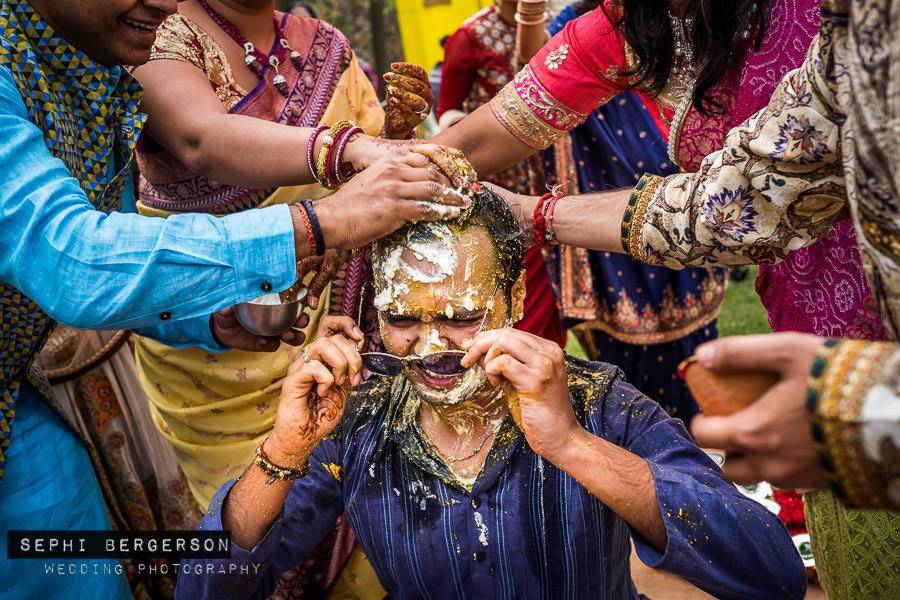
[674,0,885,342]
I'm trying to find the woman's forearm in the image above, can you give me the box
[167,112,323,188]
[550,428,667,550]
[506,187,631,253]
[553,189,631,251]
[135,61,326,188]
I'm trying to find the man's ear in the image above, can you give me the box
[510,269,526,323]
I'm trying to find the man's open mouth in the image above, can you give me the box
[415,365,464,389]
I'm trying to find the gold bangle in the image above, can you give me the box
[316,120,354,189]
[514,12,548,25]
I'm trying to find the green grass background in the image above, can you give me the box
[566,266,770,358]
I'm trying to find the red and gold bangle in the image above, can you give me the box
[332,125,363,185]
[316,120,354,189]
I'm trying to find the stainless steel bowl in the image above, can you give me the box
[234,288,307,337]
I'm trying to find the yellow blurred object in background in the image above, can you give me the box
[395,0,492,70]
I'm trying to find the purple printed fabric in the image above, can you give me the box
[756,220,887,340]
[683,0,885,341]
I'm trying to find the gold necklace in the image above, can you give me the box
[421,421,500,464]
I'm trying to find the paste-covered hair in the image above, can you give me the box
[374,187,525,301]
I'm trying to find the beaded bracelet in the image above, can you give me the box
[301,198,326,256]
[254,440,310,486]
[332,125,363,185]
[316,120,355,189]
[542,192,562,246]
[306,125,329,185]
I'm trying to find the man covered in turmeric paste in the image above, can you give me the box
[178,188,805,599]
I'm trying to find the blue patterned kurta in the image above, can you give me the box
[0,0,298,479]
[179,358,806,600]
[543,6,726,424]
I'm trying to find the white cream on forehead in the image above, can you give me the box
[375,223,462,310]
[404,225,458,284]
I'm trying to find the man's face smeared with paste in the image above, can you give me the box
[373,223,523,405]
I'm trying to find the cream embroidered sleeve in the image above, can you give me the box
[622,33,847,269]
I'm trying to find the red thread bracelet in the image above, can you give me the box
[543,193,562,245]
[298,203,318,256]
[532,192,553,248]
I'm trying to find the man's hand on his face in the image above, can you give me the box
[267,329,363,461]
[461,328,578,462]
[690,333,828,490]
[211,306,310,352]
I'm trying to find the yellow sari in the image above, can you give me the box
[133,12,383,509]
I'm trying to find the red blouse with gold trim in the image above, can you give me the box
[489,5,675,152]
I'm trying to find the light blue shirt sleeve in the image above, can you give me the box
[0,66,298,351]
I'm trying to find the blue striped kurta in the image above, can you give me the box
[180,357,806,599]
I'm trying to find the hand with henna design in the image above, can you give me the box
[266,331,364,462]
[381,62,433,140]
[412,142,483,191]
[286,249,350,310]
[221,323,365,550]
